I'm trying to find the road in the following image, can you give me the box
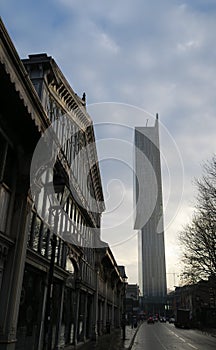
[131,322,216,350]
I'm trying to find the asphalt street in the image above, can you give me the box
[131,322,216,350]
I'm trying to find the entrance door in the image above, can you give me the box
[16,265,45,350]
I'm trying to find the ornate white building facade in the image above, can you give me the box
[0,19,126,350]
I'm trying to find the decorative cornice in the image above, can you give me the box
[0,17,105,215]
[22,53,105,211]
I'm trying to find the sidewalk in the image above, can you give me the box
[124,324,140,349]
[65,324,140,350]
[196,327,216,338]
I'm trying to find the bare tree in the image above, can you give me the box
[179,154,216,283]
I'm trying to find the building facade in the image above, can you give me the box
[134,115,167,313]
[0,19,126,350]
[125,284,140,324]
[167,276,216,329]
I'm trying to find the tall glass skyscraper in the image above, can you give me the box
[134,115,167,312]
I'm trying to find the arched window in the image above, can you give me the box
[66,256,75,274]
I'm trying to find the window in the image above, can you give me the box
[27,211,43,252]
[0,133,7,179]
[0,132,15,234]
[33,216,42,252]
[66,255,75,274]
[0,184,10,232]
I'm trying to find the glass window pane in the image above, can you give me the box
[4,147,15,188]
[0,185,10,232]
[27,211,35,247]
[0,133,7,180]
[33,216,42,251]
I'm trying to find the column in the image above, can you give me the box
[73,286,80,346]
[54,284,65,349]
[82,293,88,342]
[38,285,48,350]
[0,191,31,350]
[111,285,115,329]
[103,281,108,333]
[116,290,121,328]
[98,300,103,335]
[0,244,8,292]
[91,269,99,340]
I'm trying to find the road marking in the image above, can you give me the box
[187,343,198,349]
[166,325,198,349]
[167,327,198,348]
[179,337,186,342]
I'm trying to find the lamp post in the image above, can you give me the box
[43,181,70,350]
[43,205,61,350]
[122,272,128,341]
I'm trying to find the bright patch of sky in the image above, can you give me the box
[1,0,216,289]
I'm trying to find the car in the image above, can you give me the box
[159,316,166,323]
[147,316,154,324]
[169,317,175,323]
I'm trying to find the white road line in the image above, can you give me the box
[166,325,198,349]
[179,337,186,342]
[187,343,198,349]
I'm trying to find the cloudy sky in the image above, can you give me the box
[1,0,216,289]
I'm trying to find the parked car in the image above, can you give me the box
[169,317,175,323]
[147,316,154,324]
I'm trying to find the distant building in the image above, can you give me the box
[134,115,167,313]
[167,275,216,328]
[125,284,140,322]
[0,19,125,350]
[126,284,140,300]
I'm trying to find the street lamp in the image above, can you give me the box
[43,180,70,350]
[122,272,128,341]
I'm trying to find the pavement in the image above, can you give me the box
[65,324,140,350]
[64,323,216,349]
[197,327,216,338]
